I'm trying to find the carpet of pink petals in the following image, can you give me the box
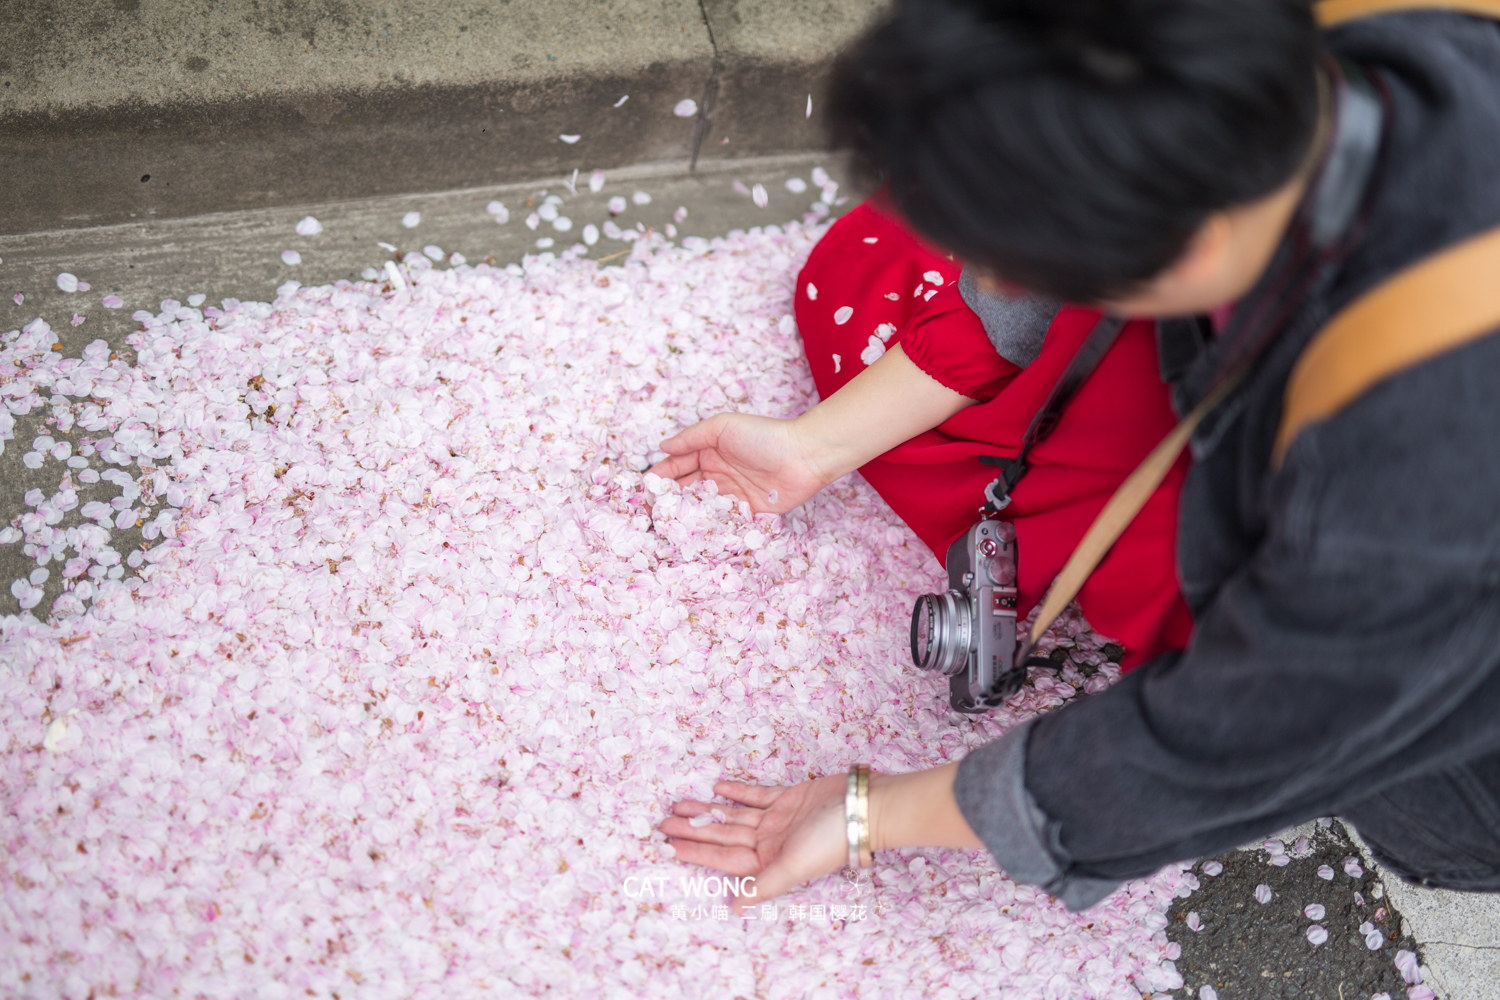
[1,224,1191,999]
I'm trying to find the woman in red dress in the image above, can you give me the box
[651,200,1192,670]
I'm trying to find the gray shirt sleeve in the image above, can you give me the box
[953,719,1123,911]
[956,266,1060,369]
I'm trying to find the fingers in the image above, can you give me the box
[663,839,763,877]
[670,800,764,829]
[659,415,725,456]
[658,815,758,848]
[647,452,701,481]
[713,781,786,809]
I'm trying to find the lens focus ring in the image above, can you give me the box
[910,591,972,677]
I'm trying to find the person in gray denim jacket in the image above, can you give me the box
[662,0,1500,912]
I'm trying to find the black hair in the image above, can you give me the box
[827,0,1323,302]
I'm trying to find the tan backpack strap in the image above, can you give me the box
[1025,376,1239,646]
[1316,0,1500,26]
[1273,224,1500,467]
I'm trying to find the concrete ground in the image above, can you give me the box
[0,0,884,233]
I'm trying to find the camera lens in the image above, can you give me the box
[910,591,972,676]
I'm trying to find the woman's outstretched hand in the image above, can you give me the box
[660,775,848,914]
[661,764,986,913]
[646,345,978,515]
[648,413,831,515]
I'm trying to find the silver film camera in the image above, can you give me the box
[910,520,1024,713]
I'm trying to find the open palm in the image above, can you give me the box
[660,776,848,913]
[648,413,830,515]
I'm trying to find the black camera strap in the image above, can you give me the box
[981,314,1128,512]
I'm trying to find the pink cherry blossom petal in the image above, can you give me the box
[1255,885,1272,905]
[833,306,853,325]
[101,295,124,308]
[1201,861,1223,876]
[1306,925,1328,946]
[673,99,698,117]
[1304,903,1325,920]
[295,216,323,236]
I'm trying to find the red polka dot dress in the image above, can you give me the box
[796,201,1194,670]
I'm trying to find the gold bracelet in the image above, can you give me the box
[857,764,873,868]
[845,766,861,870]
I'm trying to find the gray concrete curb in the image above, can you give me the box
[0,0,883,234]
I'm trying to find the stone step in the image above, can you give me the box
[1,0,881,234]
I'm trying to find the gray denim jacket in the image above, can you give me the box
[953,10,1500,909]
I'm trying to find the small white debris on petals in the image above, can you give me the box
[1199,986,1217,1000]
[402,211,421,228]
[673,206,688,224]
[875,323,896,343]
[42,713,75,752]
[1317,865,1335,880]
[1343,857,1364,878]
[1255,884,1272,905]
[1304,903,1325,920]
[56,272,79,293]
[608,196,627,215]
[863,237,879,244]
[785,177,807,194]
[101,295,123,308]
[281,250,302,266]
[859,335,885,366]
[632,191,652,206]
[383,260,406,291]
[582,224,600,246]
[913,283,925,297]
[1201,861,1224,876]
[673,99,698,117]
[924,289,938,301]
[560,134,581,144]
[832,354,841,373]
[296,216,323,236]
[833,306,853,325]
[752,184,768,209]
[589,170,606,193]
[806,283,818,300]
[1305,925,1328,946]
[923,270,945,285]
[884,292,899,301]
[613,94,629,107]
[1185,911,1202,932]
